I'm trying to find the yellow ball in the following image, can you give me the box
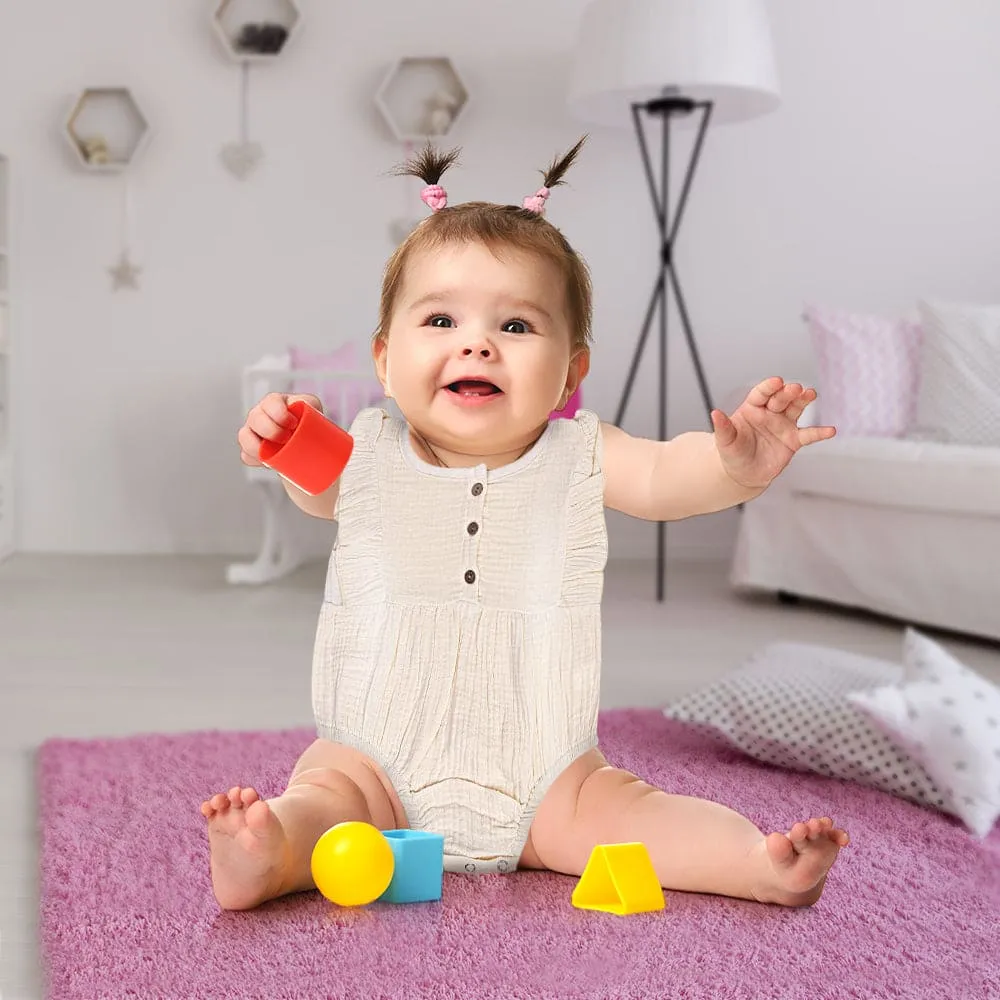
[310,821,395,907]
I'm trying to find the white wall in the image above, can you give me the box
[0,0,998,562]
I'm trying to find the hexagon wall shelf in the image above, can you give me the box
[213,0,301,62]
[65,88,150,172]
[375,58,470,143]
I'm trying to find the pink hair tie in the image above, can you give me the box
[421,184,448,212]
[522,187,550,214]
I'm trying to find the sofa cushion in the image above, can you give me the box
[774,434,1000,518]
[912,300,1000,447]
[804,305,923,438]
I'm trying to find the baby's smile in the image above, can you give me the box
[442,378,504,406]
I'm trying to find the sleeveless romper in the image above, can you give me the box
[311,407,607,873]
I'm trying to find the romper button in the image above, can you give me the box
[464,569,476,584]
[465,862,477,873]
[467,521,479,535]
[471,482,483,496]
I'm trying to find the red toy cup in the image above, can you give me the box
[258,400,354,496]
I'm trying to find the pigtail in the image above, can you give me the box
[391,144,460,212]
[391,143,461,185]
[539,135,587,189]
[523,135,588,214]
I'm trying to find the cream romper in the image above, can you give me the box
[311,406,607,873]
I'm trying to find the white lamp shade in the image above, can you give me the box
[568,0,781,127]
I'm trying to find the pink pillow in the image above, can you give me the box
[804,305,923,437]
[288,343,383,426]
[549,386,582,421]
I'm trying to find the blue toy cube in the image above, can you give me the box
[377,829,444,904]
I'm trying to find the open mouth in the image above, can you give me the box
[446,380,502,397]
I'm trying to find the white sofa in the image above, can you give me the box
[730,434,1000,642]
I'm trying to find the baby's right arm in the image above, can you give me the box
[237,392,340,520]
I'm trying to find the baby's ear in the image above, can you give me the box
[569,348,590,391]
[372,337,390,395]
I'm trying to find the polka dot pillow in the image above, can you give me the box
[663,641,951,818]
[848,629,1000,838]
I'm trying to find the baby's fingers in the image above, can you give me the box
[766,382,803,413]
[259,392,301,431]
[744,376,785,408]
[249,399,298,444]
[785,387,818,423]
[797,424,836,447]
[237,425,265,466]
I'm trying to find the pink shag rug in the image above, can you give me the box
[38,710,1000,1000]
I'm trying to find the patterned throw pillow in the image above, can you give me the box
[804,305,923,437]
[289,343,383,427]
[849,629,1000,838]
[663,642,948,815]
[911,300,1000,447]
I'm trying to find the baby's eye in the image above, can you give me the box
[428,315,454,328]
[502,319,530,334]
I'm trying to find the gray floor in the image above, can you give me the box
[2,554,998,999]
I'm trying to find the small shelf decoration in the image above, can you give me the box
[375,57,469,144]
[213,0,301,62]
[213,0,302,179]
[376,57,469,245]
[64,87,150,172]
[64,88,150,292]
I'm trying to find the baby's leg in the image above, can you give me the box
[523,751,848,907]
[201,739,406,910]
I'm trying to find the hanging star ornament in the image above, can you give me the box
[109,250,141,291]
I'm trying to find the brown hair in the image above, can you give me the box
[374,138,592,354]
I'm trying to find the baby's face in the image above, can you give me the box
[375,241,584,463]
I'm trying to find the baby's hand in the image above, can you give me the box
[237,392,322,467]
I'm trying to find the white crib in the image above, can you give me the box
[226,351,388,585]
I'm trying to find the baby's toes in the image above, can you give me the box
[227,786,247,808]
[201,792,231,819]
[788,821,810,845]
[240,787,260,808]
[805,818,826,840]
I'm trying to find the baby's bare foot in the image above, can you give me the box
[753,816,849,907]
[201,786,290,910]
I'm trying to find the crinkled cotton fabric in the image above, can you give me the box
[312,407,608,871]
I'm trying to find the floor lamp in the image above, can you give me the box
[568,0,781,601]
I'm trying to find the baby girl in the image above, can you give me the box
[203,138,849,911]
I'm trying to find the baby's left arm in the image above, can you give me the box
[601,377,836,522]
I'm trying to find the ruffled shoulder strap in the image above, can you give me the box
[333,407,387,523]
[570,409,603,482]
[345,406,389,452]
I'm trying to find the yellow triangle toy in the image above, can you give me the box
[571,842,666,915]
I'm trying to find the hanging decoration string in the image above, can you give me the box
[109,170,141,289]
[120,172,133,257]
[220,60,262,179]
[240,61,250,145]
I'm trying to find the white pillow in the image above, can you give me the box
[663,642,948,814]
[848,629,1000,838]
[911,299,1000,446]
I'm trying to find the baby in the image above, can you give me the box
[203,138,849,911]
